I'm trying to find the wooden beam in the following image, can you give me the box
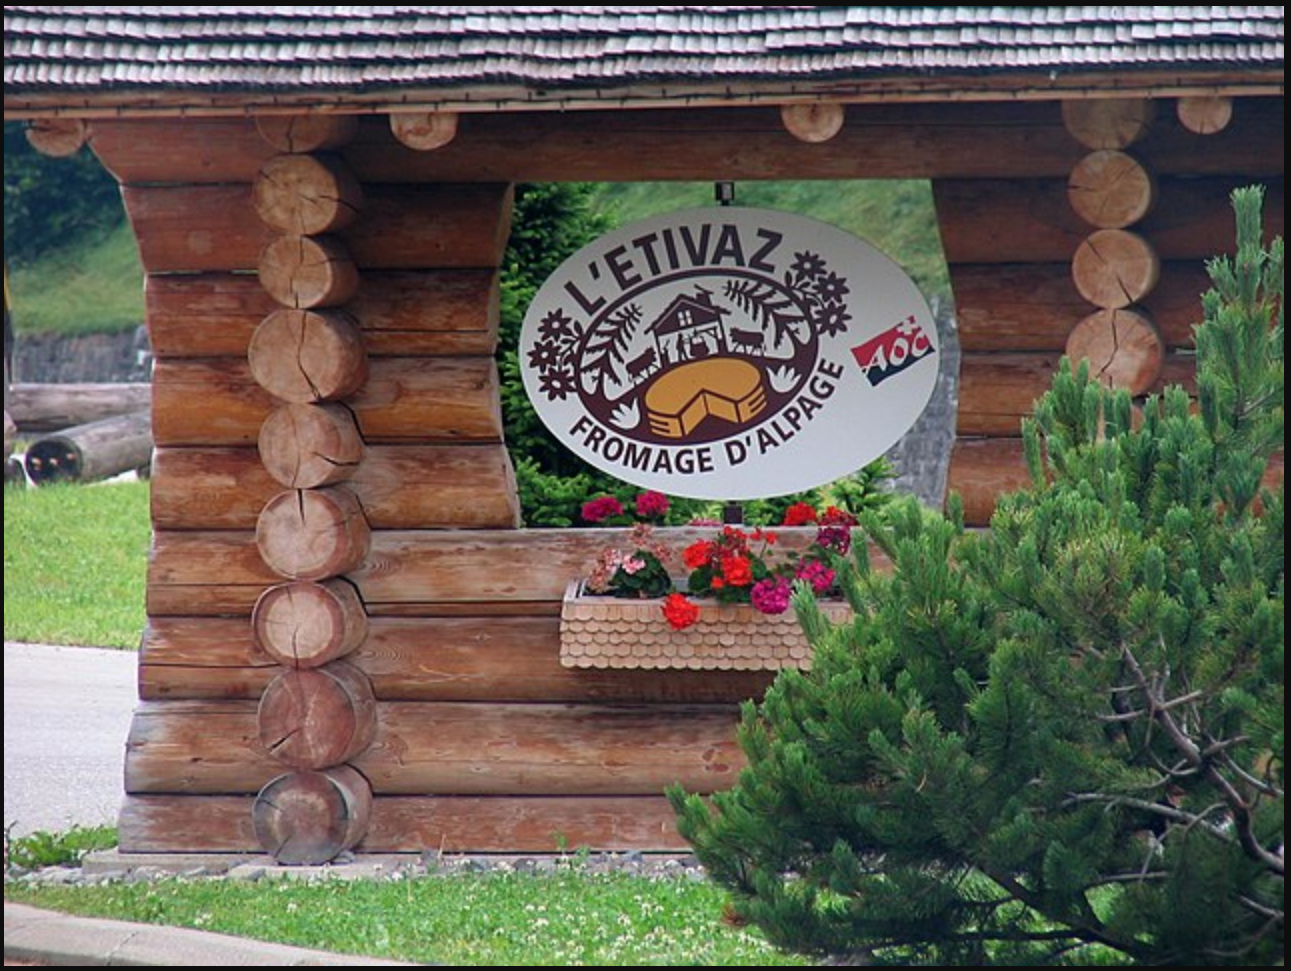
[949,261,1208,352]
[123,183,514,273]
[145,526,890,617]
[141,615,776,705]
[934,176,1284,264]
[389,111,459,151]
[88,98,1285,184]
[151,444,521,530]
[118,794,690,853]
[957,351,1195,436]
[145,271,500,359]
[151,357,504,446]
[124,700,743,796]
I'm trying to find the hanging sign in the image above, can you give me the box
[520,207,938,500]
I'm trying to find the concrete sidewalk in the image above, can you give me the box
[4,902,422,966]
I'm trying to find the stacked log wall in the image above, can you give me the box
[92,98,1284,853]
[936,97,1283,525]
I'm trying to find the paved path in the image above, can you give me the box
[3,643,136,836]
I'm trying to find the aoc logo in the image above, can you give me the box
[520,208,939,500]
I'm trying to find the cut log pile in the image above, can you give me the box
[7,383,153,485]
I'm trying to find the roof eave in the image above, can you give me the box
[4,67,1285,119]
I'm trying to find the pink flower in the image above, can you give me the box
[581,495,625,524]
[750,577,792,615]
[621,556,647,575]
[797,560,837,595]
[635,490,671,520]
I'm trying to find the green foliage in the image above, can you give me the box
[671,187,1284,966]
[498,184,631,526]
[4,122,124,268]
[5,825,118,871]
[5,868,811,966]
[3,480,150,648]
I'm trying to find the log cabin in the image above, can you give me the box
[3,6,1284,861]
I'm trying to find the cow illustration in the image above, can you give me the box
[625,347,659,383]
[728,327,766,353]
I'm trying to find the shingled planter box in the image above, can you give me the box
[559,581,852,672]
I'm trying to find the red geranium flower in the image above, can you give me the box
[581,495,625,523]
[683,540,714,570]
[721,554,755,587]
[662,593,700,631]
[782,502,819,527]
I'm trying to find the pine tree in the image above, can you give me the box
[670,187,1284,966]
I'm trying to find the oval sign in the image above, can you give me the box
[520,207,938,500]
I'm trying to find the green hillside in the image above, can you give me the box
[8,221,145,336]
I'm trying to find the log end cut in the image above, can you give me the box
[252,766,372,864]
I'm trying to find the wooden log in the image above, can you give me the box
[151,444,519,530]
[248,309,369,403]
[151,358,503,446]
[253,766,373,864]
[256,486,371,581]
[950,261,1208,352]
[258,662,377,770]
[957,351,1195,436]
[1062,98,1156,149]
[255,114,360,153]
[780,103,845,143]
[24,410,152,485]
[124,700,273,794]
[252,153,364,235]
[1065,308,1165,395]
[1072,229,1160,309]
[88,100,1287,186]
[146,527,884,617]
[141,615,776,705]
[8,383,151,434]
[950,439,1286,527]
[258,235,360,310]
[389,111,459,151]
[1177,96,1234,135]
[252,580,369,669]
[25,118,88,157]
[947,437,1034,527]
[1067,150,1157,229]
[146,271,500,359]
[125,699,742,796]
[123,183,514,274]
[363,795,688,852]
[933,177,1284,264]
[118,793,690,853]
[258,404,364,489]
[141,617,278,701]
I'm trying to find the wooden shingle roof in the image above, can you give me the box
[4,6,1284,115]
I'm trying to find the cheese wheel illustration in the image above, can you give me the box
[645,358,768,439]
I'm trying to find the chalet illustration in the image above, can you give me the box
[648,289,731,366]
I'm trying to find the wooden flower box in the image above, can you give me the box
[558,580,852,672]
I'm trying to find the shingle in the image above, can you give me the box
[3,5,1283,94]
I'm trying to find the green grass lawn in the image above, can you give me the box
[2,479,150,648]
[8,221,145,336]
[5,869,812,966]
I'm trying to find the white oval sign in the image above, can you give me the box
[520,207,938,500]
